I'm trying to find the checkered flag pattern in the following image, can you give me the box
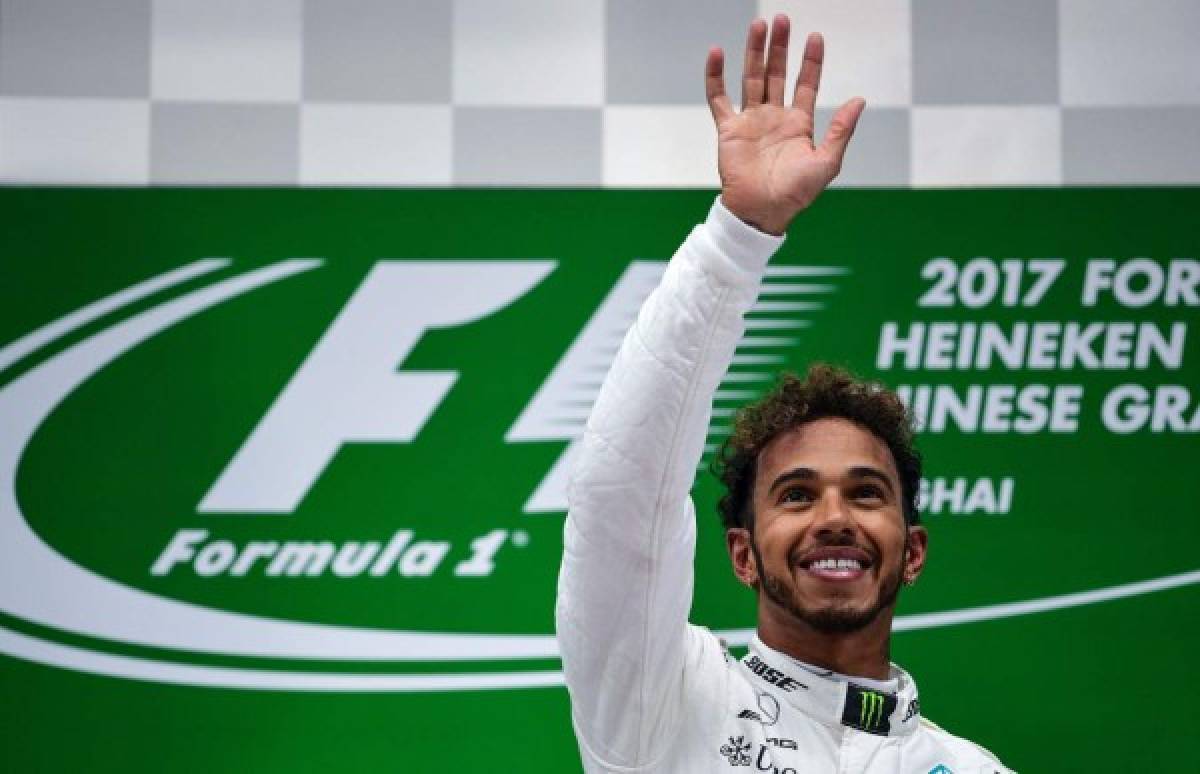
[1,0,1198,186]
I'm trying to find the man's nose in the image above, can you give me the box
[812,489,855,537]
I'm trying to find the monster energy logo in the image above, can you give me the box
[842,685,896,735]
[860,691,885,730]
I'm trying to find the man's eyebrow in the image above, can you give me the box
[768,467,816,495]
[767,466,897,496]
[848,466,896,494]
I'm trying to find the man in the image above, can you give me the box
[556,14,1012,773]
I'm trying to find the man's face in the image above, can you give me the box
[729,417,926,634]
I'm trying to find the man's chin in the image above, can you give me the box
[792,602,886,634]
[763,572,900,635]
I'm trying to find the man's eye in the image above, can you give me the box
[780,489,813,504]
[852,486,885,501]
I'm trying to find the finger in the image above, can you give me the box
[765,14,790,106]
[741,18,768,110]
[791,32,825,117]
[705,47,734,123]
[818,97,866,174]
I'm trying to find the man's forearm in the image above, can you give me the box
[555,197,783,767]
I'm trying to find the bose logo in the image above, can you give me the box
[744,655,804,692]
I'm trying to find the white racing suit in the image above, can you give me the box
[557,198,1012,773]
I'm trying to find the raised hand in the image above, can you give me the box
[706,15,865,235]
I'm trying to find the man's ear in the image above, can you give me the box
[726,528,759,588]
[903,525,928,585]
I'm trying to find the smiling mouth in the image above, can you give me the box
[796,550,873,582]
[802,558,866,581]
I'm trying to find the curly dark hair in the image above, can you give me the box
[713,363,921,531]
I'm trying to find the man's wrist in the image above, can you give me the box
[705,196,786,279]
[718,196,792,237]
[743,216,788,237]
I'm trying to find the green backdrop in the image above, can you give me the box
[1,188,1197,771]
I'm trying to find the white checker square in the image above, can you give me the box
[603,106,719,187]
[911,106,1061,187]
[453,0,604,106]
[1060,0,1200,106]
[0,98,149,183]
[759,1,911,107]
[151,0,301,102]
[300,104,452,185]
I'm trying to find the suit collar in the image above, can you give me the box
[742,637,922,738]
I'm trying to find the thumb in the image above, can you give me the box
[819,97,865,175]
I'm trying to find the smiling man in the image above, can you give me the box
[556,14,1011,773]
[719,368,925,662]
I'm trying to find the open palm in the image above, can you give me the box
[706,16,865,235]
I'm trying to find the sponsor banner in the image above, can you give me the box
[1,188,1197,771]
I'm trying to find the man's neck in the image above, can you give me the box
[756,603,894,681]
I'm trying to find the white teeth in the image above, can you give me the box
[809,558,862,571]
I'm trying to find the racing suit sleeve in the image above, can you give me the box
[556,196,784,769]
